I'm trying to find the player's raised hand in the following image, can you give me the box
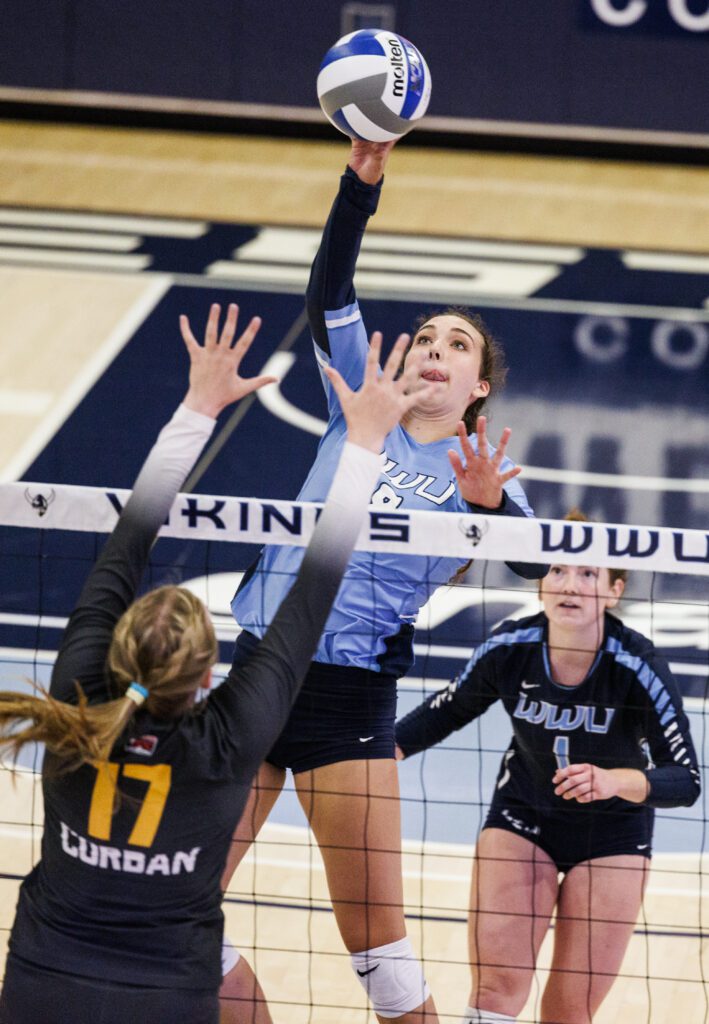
[180,303,277,418]
[448,416,522,510]
[348,139,396,185]
[324,331,434,453]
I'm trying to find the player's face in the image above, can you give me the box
[403,315,490,417]
[542,565,624,631]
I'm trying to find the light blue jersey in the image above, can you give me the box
[232,300,534,674]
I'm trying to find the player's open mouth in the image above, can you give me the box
[421,369,447,382]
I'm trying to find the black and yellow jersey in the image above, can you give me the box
[8,405,381,990]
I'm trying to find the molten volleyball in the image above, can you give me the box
[317,30,432,142]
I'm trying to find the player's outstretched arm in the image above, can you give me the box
[306,142,395,362]
[51,304,275,703]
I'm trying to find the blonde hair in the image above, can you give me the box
[0,586,216,773]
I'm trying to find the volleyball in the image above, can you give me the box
[317,29,432,142]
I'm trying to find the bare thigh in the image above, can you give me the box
[296,759,438,1023]
[221,761,286,891]
[540,855,649,1024]
[468,828,559,1018]
[295,759,407,954]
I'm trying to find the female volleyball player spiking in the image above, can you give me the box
[221,140,548,1024]
[395,514,700,1024]
[0,302,429,1024]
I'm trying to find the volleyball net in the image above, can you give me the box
[0,480,707,1023]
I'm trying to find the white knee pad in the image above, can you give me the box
[351,937,430,1018]
[221,936,241,977]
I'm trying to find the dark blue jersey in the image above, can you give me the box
[396,611,700,812]
[233,167,547,675]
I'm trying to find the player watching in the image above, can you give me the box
[395,515,700,1024]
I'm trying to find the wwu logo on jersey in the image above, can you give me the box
[372,457,456,508]
[514,693,615,734]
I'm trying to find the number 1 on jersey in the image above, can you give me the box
[553,735,570,770]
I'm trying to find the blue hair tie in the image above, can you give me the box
[125,682,149,706]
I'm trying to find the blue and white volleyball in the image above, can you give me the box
[317,30,432,142]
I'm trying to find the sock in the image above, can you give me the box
[461,1008,516,1024]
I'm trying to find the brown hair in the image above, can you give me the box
[0,586,216,773]
[562,509,629,586]
[406,307,508,431]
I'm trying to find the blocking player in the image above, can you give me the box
[0,304,426,1024]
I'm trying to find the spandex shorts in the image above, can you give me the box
[233,631,397,774]
[484,791,654,874]
[0,954,219,1024]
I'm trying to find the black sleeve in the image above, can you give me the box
[305,166,382,355]
[49,509,166,705]
[466,491,549,580]
[631,649,701,808]
[49,406,214,705]
[396,645,500,757]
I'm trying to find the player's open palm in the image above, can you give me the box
[180,302,277,418]
[325,331,434,453]
[348,139,396,185]
[449,416,522,510]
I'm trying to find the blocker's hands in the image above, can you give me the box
[448,416,522,510]
[325,331,435,453]
[180,303,277,418]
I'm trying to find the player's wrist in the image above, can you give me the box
[346,429,385,454]
[183,389,222,419]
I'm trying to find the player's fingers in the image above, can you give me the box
[382,333,410,381]
[237,375,278,397]
[499,465,523,484]
[205,303,221,348]
[457,421,476,462]
[399,359,426,394]
[563,776,593,799]
[219,303,239,348]
[323,364,351,404]
[491,426,512,467]
[400,382,435,414]
[232,316,262,361]
[364,332,383,382]
[476,415,490,458]
[179,314,199,353]
[448,449,465,482]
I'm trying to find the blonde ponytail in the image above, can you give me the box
[0,684,145,772]
[0,585,216,773]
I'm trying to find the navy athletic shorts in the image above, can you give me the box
[233,631,397,774]
[483,792,654,874]
[0,954,219,1024]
